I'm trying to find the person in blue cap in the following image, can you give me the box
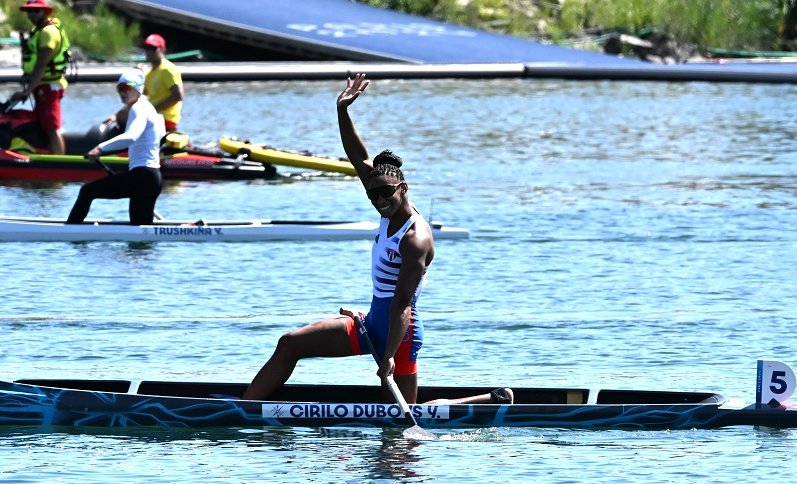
[66,68,166,225]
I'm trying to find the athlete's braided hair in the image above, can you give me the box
[370,149,405,182]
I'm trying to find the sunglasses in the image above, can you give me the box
[366,183,403,201]
[143,45,158,51]
[116,84,137,94]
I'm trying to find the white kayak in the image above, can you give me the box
[0,216,470,242]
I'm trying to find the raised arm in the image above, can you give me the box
[337,73,373,187]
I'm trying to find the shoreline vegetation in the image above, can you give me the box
[0,0,795,63]
[360,0,797,62]
[0,0,139,62]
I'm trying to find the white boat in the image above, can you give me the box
[0,216,470,242]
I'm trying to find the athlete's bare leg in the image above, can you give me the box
[242,317,351,400]
[425,388,514,405]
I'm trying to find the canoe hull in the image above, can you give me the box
[0,217,470,242]
[0,153,277,182]
[2,379,795,430]
[219,137,356,176]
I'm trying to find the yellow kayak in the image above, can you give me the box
[218,137,356,176]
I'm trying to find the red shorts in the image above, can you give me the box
[345,315,419,376]
[164,120,178,132]
[32,84,65,131]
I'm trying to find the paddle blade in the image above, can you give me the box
[402,425,436,440]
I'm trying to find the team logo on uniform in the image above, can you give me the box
[386,248,399,261]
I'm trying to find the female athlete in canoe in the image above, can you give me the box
[66,68,165,225]
[243,73,512,406]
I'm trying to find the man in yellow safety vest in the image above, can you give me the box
[12,0,70,154]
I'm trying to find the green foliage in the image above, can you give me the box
[659,0,784,51]
[361,0,544,35]
[554,0,786,50]
[0,0,139,59]
[64,4,140,58]
[358,0,797,51]
[561,0,658,32]
[0,0,31,36]
[363,0,454,16]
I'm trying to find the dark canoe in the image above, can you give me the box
[2,379,796,430]
[0,110,284,181]
[0,149,277,182]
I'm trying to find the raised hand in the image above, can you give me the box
[337,73,370,109]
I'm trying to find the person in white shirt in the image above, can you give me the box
[67,68,165,225]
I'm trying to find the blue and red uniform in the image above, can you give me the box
[346,212,428,375]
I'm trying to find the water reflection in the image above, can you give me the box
[0,180,70,190]
[365,429,423,481]
[0,424,427,480]
[123,242,158,257]
[68,240,160,263]
[240,427,425,480]
[0,182,71,214]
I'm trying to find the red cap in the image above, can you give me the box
[143,34,166,49]
[19,0,53,13]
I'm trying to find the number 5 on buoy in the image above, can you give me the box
[757,360,796,405]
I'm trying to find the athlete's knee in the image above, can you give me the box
[76,184,95,200]
[394,373,418,404]
[274,331,303,360]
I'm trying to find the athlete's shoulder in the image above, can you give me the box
[403,218,433,254]
[408,210,433,239]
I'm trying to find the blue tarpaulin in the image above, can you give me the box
[107,0,638,65]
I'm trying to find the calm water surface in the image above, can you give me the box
[1,78,796,482]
